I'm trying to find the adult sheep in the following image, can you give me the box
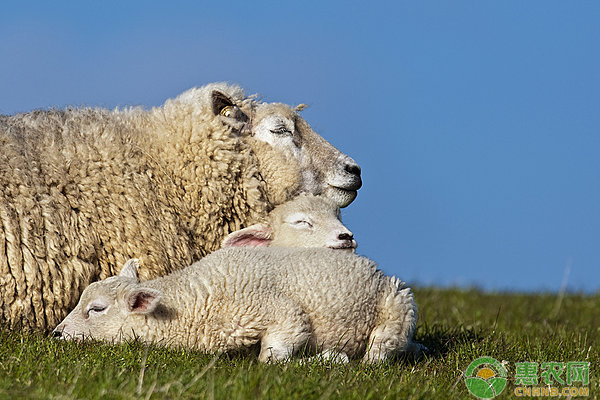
[0,83,362,331]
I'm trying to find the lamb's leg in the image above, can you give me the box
[363,285,418,363]
[258,297,311,363]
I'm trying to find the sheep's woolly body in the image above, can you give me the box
[2,83,362,331]
[58,248,418,362]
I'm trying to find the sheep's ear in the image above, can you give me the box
[295,103,308,112]
[119,259,140,281]
[211,90,235,116]
[222,224,272,247]
[211,90,250,134]
[124,287,162,314]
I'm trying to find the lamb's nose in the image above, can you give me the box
[52,330,63,338]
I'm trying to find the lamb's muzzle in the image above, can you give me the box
[332,231,356,250]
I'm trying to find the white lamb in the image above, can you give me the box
[221,194,357,250]
[53,248,421,363]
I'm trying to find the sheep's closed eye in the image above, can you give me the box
[270,126,291,135]
[292,220,313,229]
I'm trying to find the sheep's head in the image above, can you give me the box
[210,91,362,208]
[222,194,357,250]
[52,260,162,342]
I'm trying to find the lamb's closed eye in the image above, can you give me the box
[222,194,356,251]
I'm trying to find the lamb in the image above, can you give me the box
[53,248,420,363]
[221,194,357,250]
[0,83,362,331]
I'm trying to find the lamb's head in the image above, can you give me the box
[52,259,162,342]
[222,194,357,250]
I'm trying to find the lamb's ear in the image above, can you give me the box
[222,224,273,247]
[124,287,162,314]
[119,259,140,281]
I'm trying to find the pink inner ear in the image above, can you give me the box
[130,292,156,313]
[226,234,270,247]
[222,224,272,247]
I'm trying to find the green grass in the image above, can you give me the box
[1,287,598,399]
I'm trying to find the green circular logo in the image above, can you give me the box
[464,357,507,399]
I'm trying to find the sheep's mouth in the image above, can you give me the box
[326,186,358,208]
[328,173,362,192]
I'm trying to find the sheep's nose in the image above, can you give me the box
[345,162,361,177]
[343,161,362,191]
[338,232,354,241]
[52,329,63,338]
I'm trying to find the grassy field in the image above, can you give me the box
[1,287,597,399]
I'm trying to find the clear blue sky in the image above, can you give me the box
[1,1,598,292]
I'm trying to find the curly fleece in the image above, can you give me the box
[0,83,304,331]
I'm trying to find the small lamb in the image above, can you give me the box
[221,194,357,250]
[53,248,420,363]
